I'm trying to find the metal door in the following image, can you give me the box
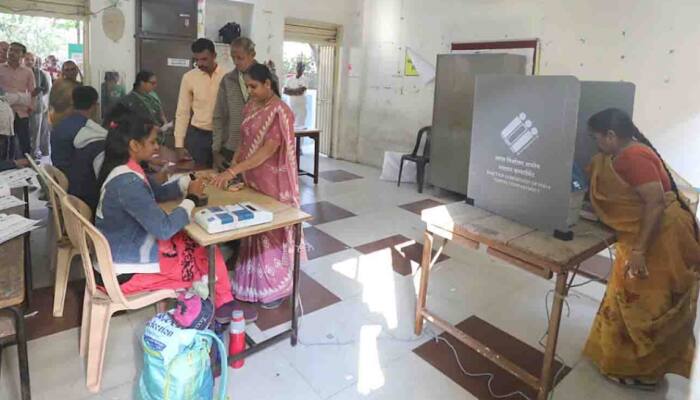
[138,38,193,120]
[316,45,335,155]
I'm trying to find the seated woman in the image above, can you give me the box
[583,108,700,390]
[119,70,166,127]
[95,114,256,322]
[211,63,304,309]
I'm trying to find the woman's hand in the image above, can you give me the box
[187,178,205,197]
[210,168,236,189]
[625,250,649,279]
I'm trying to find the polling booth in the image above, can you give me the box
[466,74,636,238]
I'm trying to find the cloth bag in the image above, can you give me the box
[137,312,228,400]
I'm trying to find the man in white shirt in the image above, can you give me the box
[284,62,308,129]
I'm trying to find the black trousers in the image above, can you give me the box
[14,114,31,158]
[184,126,213,168]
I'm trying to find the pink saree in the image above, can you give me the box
[234,97,305,303]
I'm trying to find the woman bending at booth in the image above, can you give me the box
[211,63,304,309]
[95,115,256,322]
[583,108,700,390]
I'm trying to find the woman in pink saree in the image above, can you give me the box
[211,63,304,309]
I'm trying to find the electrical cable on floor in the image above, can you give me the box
[291,230,615,400]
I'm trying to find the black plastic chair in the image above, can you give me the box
[398,126,431,193]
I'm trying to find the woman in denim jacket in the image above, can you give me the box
[95,115,256,323]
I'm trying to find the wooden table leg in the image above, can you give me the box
[415,230,434,335]
[538,272,568,400]
[313,134,319,184]
[296,136,301,170]
[290,223,302,346]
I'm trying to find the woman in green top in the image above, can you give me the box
[120,70,166,127]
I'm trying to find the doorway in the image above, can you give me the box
[0,13,85,78]
[283,19,338,157]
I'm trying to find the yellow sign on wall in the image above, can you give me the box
[405,49,419,76]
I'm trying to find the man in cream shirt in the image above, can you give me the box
[174,38,224,167]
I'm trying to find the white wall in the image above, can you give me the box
[348,0,700,185]
[88,0,136,93]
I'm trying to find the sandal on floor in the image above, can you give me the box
[260,298,285,310]
[215,300,258,324]
[605,375,659,391]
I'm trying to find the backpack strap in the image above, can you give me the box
[198,330,228,400]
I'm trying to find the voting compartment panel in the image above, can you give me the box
[574,81,636,170]
[468,75,581,232]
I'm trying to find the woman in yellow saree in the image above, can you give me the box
[583,108,700,390]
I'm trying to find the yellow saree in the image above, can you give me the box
[583,153,700,380]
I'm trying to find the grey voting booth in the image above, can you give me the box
[430,54,527,195]
[467,75,635,237]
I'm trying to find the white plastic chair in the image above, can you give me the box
[60,194,177,393]
[26,157,80,317]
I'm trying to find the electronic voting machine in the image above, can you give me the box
[194,203,273,234]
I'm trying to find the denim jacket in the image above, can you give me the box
[95,160,194,274]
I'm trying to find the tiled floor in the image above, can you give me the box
[0,153,695,400]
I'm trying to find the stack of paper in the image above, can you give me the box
[0,195,25,211]
[0,168,38,188]
[0,213,41,245]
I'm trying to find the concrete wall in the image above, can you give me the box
[347,0,700,184]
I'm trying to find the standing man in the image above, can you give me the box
[49,60,82,127]
[0,41,8,64]
[174,38,224,167]
[0,42,36,158]
[24,52,51,157]
[284,61,309,129]
[212,37,279,171]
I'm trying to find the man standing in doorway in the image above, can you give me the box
[0,41,8,65]
[284,61,309,129]
[212,37,279,171]
[174,38,224,167]
[24,52,51,157]
[0,42,36,158]
[49,60,82,127]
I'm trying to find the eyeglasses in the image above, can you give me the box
[148,80,157,85]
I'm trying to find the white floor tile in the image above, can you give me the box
[316,206,424,248]
[327,352,473,400]
[225,345,322,400]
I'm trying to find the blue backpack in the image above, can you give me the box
[137,313,228,400]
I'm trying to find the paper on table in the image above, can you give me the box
[166,172,187,185]
[160,121,174,132]
[0,213,41,245]
[0,168,38,188]
[0,195,25,211]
